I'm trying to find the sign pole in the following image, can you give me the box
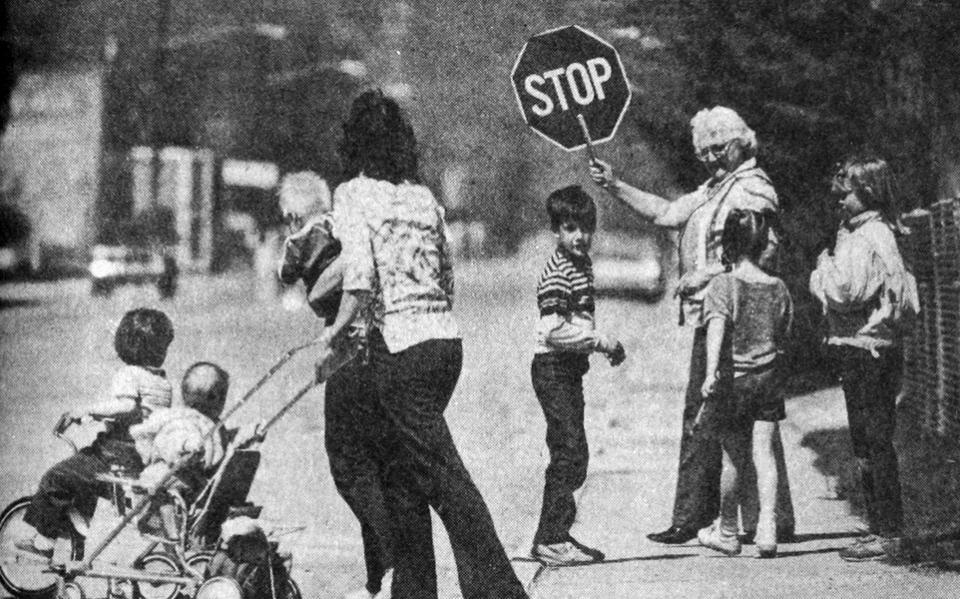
[576,114,598,165]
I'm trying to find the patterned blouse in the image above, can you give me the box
[333,175,459,353]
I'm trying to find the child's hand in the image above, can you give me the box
[606,340,626,367]
[701,371,718,399]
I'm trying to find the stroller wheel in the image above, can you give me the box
[132,553,181,599]
[184,552,213,579]
[57,582,85,599]
[194,577,242,599]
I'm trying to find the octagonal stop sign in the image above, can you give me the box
[511,25,631,152]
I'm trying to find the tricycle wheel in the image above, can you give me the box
[0,496,82,599]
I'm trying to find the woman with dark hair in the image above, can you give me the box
[316,90,528,599]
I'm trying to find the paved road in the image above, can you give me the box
[1,262,957,598]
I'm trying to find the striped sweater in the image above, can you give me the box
[534,246,602,354]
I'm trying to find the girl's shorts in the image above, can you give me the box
[701,364,785,435]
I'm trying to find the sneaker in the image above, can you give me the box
[13,539,53,562]
[697,524,742,557]
[838,534,890,562]
[531,540,604,566]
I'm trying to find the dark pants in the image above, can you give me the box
[369,333,527,599]
[671,327,795,532]
[531,352,590,545]
[24,440,140,539]
[834,345,904,537]
[325,357,396,594]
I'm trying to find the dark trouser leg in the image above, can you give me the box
[325,359,395,593]
[24,450,108,539]
[531,353,589,545]
[373,336,527,599]
[836,346,904,537]
[671,327,722,529]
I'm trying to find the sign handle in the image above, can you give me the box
[576,114,598,165]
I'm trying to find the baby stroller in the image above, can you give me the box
[0,341,352,599]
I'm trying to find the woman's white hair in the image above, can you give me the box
[690,106,758,155]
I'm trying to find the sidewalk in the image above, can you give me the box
[513,384,960,598]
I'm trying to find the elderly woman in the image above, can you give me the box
[316,90,528,599]
[589,106,794,545]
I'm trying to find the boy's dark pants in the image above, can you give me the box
[671,327,794,532]
[325,357,396,594]
[531,351,590,545]
[833,345,904,537]
[370,334,527,599]
[25,441,140,540]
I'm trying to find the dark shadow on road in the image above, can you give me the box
[774,546,847,558]
[512,554,697,567]
[789,531,867,543]
[798,426,864,517]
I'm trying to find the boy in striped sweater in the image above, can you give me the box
[530,185,625,566]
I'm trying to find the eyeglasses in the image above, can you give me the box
[695,139,734,162]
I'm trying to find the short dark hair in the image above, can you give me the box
[545,185,597,232]
[114,308,174,368]
[720,209,773,267]
[181,362,229,421]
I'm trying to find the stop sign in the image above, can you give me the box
[511,25,631,151]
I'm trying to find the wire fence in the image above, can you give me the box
[901,198,960,436]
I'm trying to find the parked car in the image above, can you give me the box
[88,244,178,298]
[519,229,665,300]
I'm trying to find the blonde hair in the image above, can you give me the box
[690,106,758,156]
[278,171,331,217]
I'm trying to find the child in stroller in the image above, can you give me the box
[131,361,235,544]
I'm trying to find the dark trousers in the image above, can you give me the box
[671,327,795,532]
[24,441,139,539]
[369,333,527,599]
[325,357,396,594]
[834,345,904,537]
[531,352,590,545]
